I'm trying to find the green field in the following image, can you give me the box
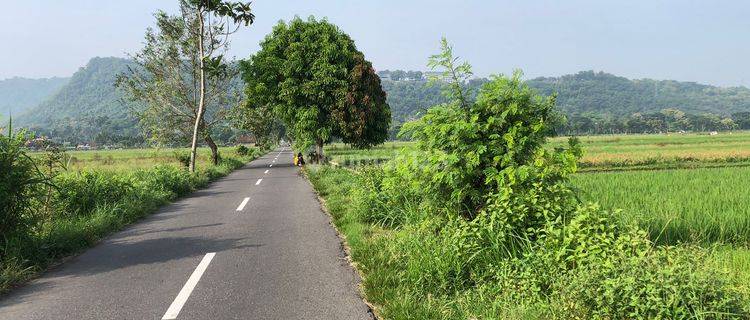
[328,131,750,171]
[29,146,244,171]
[549,131,750,171]
[574,166,750,245]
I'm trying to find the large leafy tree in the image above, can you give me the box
[240,17,389,160]
[333,54,391,148]
[118,0,253,172]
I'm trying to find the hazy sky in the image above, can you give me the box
[1,0,749,87]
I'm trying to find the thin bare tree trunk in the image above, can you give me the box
[205,135,219,165]
[189,9,206,173]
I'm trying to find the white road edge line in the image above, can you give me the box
[161,253,216,320]
[264,169,269,174]
[236,197,250,211]
[255,178,263,185]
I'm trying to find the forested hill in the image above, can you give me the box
[384,71,750,124]
[16,57,142,145]
[528,71,750,116]
[12,64,750,144]
[381,71,750,136]
[0,76,69,116]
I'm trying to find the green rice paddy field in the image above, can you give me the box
[30,146,242,172]
[325,131,750,298]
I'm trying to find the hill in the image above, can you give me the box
[383,71,750,136]
[528,71,750,116]
[16,57,141,145]
[14,63,750,143]
[0,76,69,116]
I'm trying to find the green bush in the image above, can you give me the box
[173,150,191,168]
[235,145,250,156]
[306,42,749,318]
[131,165,193,200]
[0,129,46,239]
[53,171,133,218]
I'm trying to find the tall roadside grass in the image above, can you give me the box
[573,166,750,245]
[307,166,749,319]
[0,147,265,293]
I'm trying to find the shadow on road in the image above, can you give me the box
[0,236,262,306]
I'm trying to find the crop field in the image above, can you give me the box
[29,146,244,171]
[326,141,412,166]
[328,131,750,171]
[573,166,750,245]
[549,131,750,171]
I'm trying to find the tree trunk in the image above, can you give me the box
[205,135,219,165]
[189,9,206,173]
[315,138,324,164]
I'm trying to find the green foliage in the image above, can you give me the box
[305,40,748,319]
[0,128,47,239]
[333,54,391,148]
[53,172,133,218]
[427,38,475,109]
[16,58,142,145]
[230,102,284,149]
[234,144,250,156]
[383,70,750,137]
[574,166,750,245]
[531,71,750,117]
[241,16,390,153]
[400,65,571,218]
[173,151,191,168]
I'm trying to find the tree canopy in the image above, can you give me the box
[240,17,390,157]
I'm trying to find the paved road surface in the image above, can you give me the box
[0,148,372,320]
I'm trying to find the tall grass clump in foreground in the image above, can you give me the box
[308,40,747,319]
[0,137,264,293]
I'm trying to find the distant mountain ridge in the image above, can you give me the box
[0,76,69,116]
[528,71,750,116]
[10,60,750,144]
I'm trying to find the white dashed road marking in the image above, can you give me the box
[236,197,250,211]
[162,253,216,320]
[255,179,263,186]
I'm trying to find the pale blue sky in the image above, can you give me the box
[1,0,748,87]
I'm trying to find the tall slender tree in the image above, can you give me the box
[118,0,253,172]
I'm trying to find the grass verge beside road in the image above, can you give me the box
[307,165,749,319]
[0,147,265,293]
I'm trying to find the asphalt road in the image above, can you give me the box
[0,148,373,320]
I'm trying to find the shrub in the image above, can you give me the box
[53,171,133,218]
[319,41,749,318]
[235,145,250,156]
[173,151,191,168]
[131,165,193,199]
[0,129,46,239]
